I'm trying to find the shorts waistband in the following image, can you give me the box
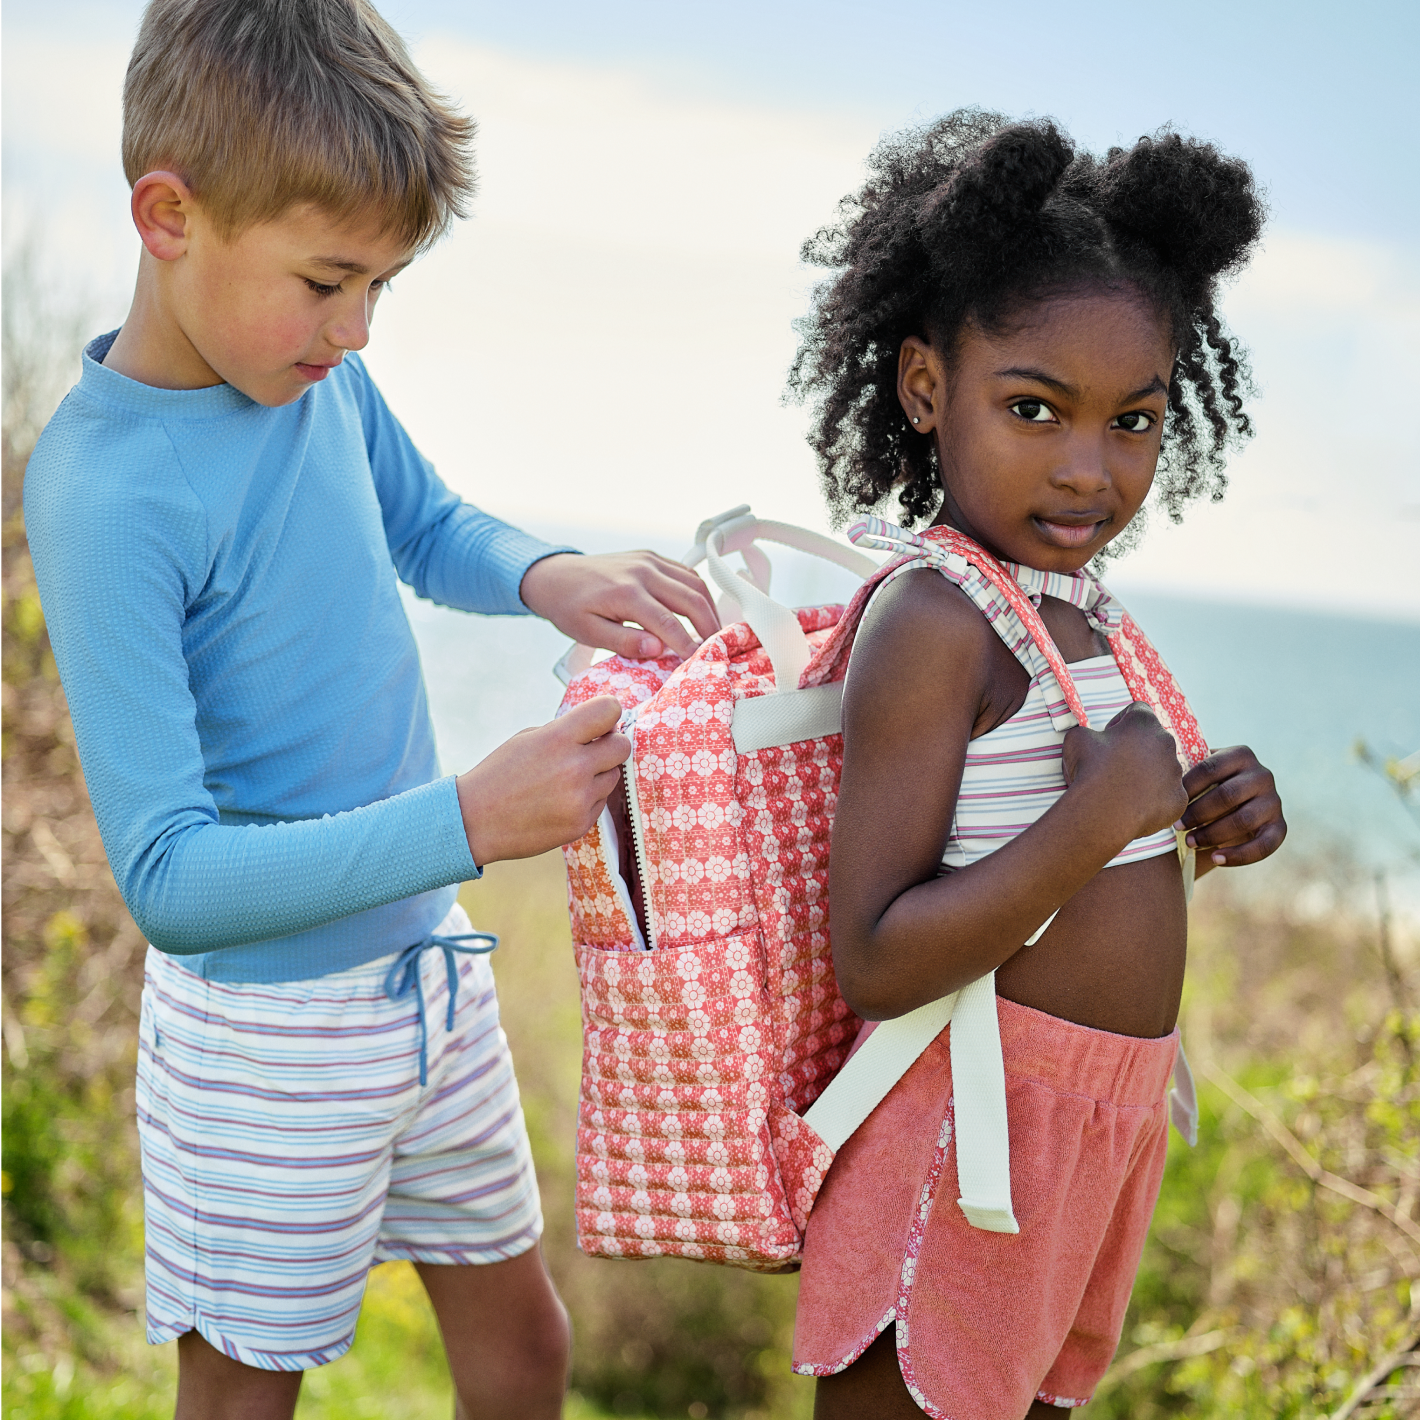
[996,996,1178,1108]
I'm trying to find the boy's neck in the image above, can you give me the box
[104,255,225,391]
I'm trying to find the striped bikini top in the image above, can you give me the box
[867,558,1180,873]
[945,651,1178,870]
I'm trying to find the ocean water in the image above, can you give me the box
[404,528,1420,901]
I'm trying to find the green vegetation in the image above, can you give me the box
[3,279,1416,1417]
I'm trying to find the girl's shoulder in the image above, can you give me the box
[847,565,1036,743]
[856,563,1001,669]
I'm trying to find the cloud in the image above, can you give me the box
[1110,230,1419,616]
[4,27,1415,618]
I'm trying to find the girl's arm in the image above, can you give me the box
[830,571,1188,1021]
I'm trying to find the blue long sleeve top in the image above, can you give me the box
[24,332,573,982]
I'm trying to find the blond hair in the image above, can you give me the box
[122,0,474,251]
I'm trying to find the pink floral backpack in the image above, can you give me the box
[556,506,1204,1271]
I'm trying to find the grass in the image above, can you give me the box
[6,842,1415,1418]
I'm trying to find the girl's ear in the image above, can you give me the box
[897,336,941,434]
[130,171,197,262]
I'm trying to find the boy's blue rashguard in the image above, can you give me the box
[25,332,572,983]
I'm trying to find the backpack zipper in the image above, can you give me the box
[620,716,658,952]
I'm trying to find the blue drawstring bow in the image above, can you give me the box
[384,930,499,1086]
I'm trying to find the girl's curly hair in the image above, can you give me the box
[787,111,1264,529]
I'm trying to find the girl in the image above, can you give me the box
[787,114,1287,1418]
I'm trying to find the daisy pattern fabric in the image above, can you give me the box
[557,516,1205,1271]
[559,608,853,1270]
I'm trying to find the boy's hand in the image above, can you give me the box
[456,697,629,866]
[521,552,719,661]
[1062,702,1189,842]
[1179,745,1286,870]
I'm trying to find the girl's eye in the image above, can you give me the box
[1009,399,1055,423]
[305,279,342,298]
[1114,411,1156,433]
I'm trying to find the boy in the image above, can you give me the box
[22,1,718,1416]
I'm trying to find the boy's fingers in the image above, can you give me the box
[584,617,676,662]
[589,766,622,802]
[651,565,721,641]
[631,572,721,654]
[597,594,700,661]
[584,731,630,774]
[570,782,621,842]
[560,695,624,742]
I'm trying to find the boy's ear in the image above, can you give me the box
[131,171,197,261]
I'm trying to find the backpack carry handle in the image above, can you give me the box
[683,506,878,584]
[552,507,875,690]
[686,506,876,692]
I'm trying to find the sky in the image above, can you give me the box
[4,0,1418,617]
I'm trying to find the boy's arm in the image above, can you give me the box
[352,361,717,657]
[25,446,478,955]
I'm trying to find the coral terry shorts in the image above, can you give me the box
[793,997,1179,1418]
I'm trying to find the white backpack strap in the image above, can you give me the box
[802,971,1021,1236]
[802,992,958,1151]
[730,682,845,755]
[948,972,1018,1232]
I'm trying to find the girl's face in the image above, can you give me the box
[897,287,1174,570]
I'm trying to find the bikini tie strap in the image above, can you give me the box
[383,930,499,1086]
[1001,560,1121,634]
[842,517,1205,766]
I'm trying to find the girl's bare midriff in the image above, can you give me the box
[994,851,1188,1040]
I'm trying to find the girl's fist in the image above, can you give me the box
[1062,702,1188,842]
[1180,745,1286,869]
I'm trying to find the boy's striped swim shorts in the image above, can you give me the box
[135,902,542,1371]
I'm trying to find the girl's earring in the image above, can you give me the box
[912,417,921,424]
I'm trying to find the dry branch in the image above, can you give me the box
[1094,1327,1235,1397]
[1328,1320,1420,1420]
[1201,1059,1420,1250]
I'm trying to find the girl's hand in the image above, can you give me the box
[520,551,720,661]
[1179,746,1286,869]
[1061,702,1188,842]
